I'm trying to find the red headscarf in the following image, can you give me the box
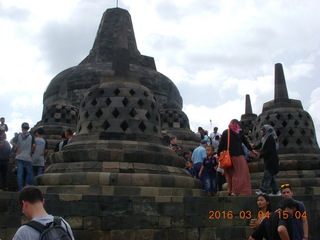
[228,119,242,134]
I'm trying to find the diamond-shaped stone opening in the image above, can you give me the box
[296,138,302,146]
[308,139,313,145]
[139,122,147,132]
[105,98,112,106]
[99,89,105,95]
[122,97,129,106]
[82,102,86,108]
[102,120,110,130]
[153,126,158,133]
[310,130,315,136]
[144,91,149,97]
[112,108,120,118]
[288,129,294,136]
[129,89,136,96]
[180,123,185,128]
[304,121,309,127]
[129,108,137,118]
[151,103,155,109]
[282,120,287,127]
[91,98,98,106]
[84,111,89,119]
[276,129,281,137]
[113,88,120,96]
[298,113,303,119]
[145,112,151,120]
[87,122,93,130]
[96,109,103,119]
[275,113,281,120]
[282,138,288,146]
[287,113,293,119]
[78,125,82,133]
[270,122,275,127]
[265,116,270,121]
[294,120,299,126]
[120,121,129,131]
[138,99,144,107]
[156,116,160,122]
[301,129,306,135]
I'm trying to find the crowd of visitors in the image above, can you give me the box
[0,119,74,192]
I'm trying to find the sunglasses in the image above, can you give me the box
[281,184,290,188]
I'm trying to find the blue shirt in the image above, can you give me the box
[192,145,206,164]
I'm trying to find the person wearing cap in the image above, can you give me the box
[281,184,309,240]
[254,124,280,196]
[10,122,35,191]
[191,140,208,178]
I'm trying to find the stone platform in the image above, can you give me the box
[1,192,319,240]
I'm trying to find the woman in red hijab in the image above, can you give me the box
[217,119,255,196]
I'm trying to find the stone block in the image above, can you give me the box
[101,215,122,230]
[171,196,184,203]
[59,194,82,202]
[132,202,158,216]
[155,229,169,240]
[168,228,187,240]
[117,173,132,186]
[140,216,159,229]
[83,216,101,230]
[86,172,100,184]
[171,216,188,228]
[135,229,155,240]
[73,230,110,240]
[102,186,115,195]
[132,174,150,186]
[158,216,171,228]
[188,215,204,228]
[64,216,83,230]
[121,216,141,229]
[187,227,200,240]
[199,227,215,240]
[110,229,136,239]
[139,187,156,196]
[0,215,20,228]
[99,172,111,185]
[155,196,171,203]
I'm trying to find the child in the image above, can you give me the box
[32,128,48,176]
[199,145,218,196]
[185,160,197,178]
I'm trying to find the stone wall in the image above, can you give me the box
[1,192,319,240]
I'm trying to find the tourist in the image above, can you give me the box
[10,122,35,191]
[216,162,226,192]
[195,127,204,139]
[13,186,75,240]
[0,117,8,139]
[191,140,207,178]
[54,131,66,152]
[249,198,298,240]
[209,127,221,140]
[184,159,196,178]
[182,151,190,161]
[212,135,220,153]
[203,130,211,145]
[198,145,218,196]
[281,184,309,240]
[169,135,181,153]
[0,138,11,191]
[217,119,255,196]
[62,128,74,148]
[250,193,272,230]
[254,125,280,196]
[32,128,48,176]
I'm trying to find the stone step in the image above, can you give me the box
[251,177,320,189]
[38,185,206,197]
[250,169,320,179]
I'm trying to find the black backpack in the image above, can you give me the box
[24,217,72,240]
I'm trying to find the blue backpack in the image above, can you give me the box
[24,217,72,240]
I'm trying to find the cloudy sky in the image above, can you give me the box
[1,0,320,144]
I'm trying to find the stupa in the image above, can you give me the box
[249,63,320,190]
[240,94,257,137]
